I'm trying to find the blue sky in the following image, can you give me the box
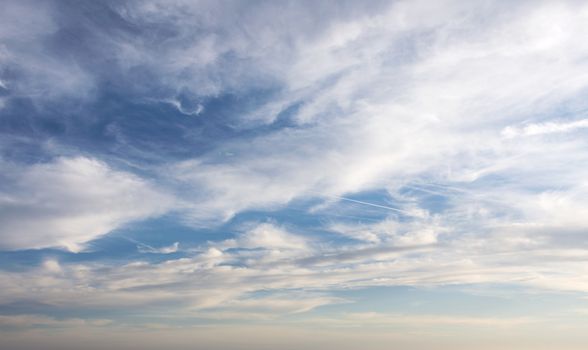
[1,0,588,349]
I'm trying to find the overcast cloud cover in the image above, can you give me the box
[1,0,588,349]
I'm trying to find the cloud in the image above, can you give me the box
[309,312,536,328]
[161,98,204,116]
[235,223,309,251]
[0,157,173,251]
[137,242,179,254]
[1,212,587,322]
[150,0,588,229]
[502,118,588,138]
[0,1,96,103]
[0,314,111,329]
[206,292,346,315]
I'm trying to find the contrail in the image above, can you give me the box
[310,191,411,215]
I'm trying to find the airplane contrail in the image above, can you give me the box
[310,191,412,215]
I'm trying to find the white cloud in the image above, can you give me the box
[502,119,588,138]
[162,98,204,116]
[236,223,309,251]
[0,157,173,251]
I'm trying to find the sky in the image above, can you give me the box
[1,0,588,349]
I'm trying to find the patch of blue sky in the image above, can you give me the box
[270,100,306,129]
[0,249,51,272]
[0,99,57,163]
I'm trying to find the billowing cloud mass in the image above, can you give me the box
[1,1,588,349]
